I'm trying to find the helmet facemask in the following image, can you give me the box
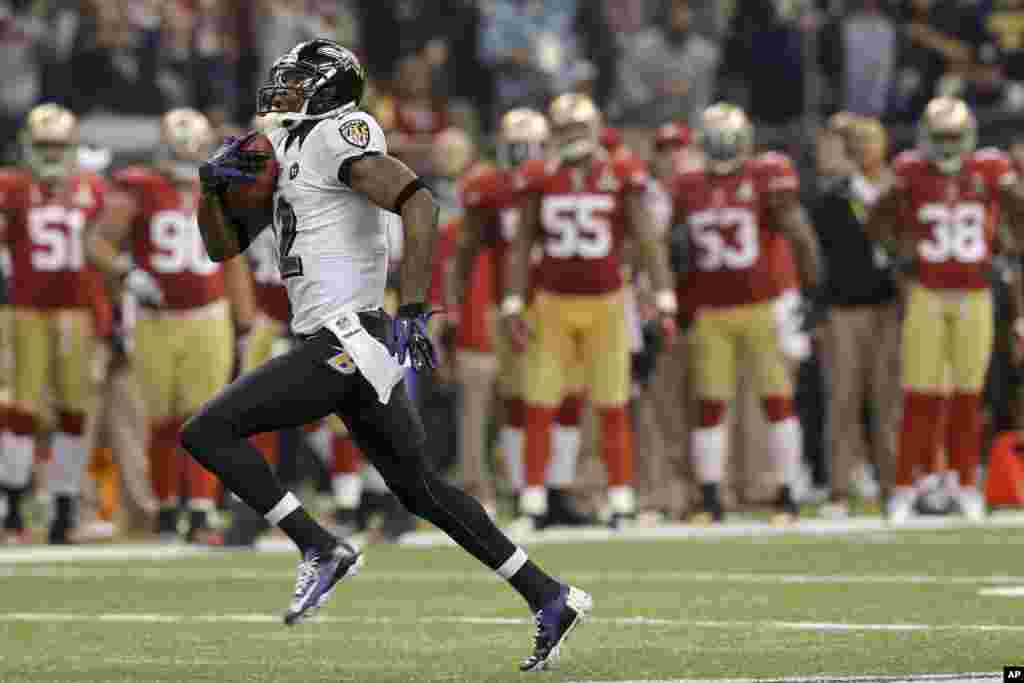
[920,96,976,175]
[257,41,365,130]
[699,104,753,176]
[157,109,214,184]
[547,94,601,164]
[21,103,79,181]
[497,108,549,168]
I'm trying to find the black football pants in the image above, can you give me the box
[180,311,518,570]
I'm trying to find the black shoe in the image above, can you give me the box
[156,507,179,540]
[542,489,596,528]
[771,485,800,526]
[691,483,724,524]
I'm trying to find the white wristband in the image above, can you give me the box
[655,289,678,315]
[501,295,524,316]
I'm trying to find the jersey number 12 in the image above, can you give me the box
[276,197,303,278]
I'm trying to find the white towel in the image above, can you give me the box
[322,312,406,404]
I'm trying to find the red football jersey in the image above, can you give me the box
[893,148,1016,290]
[0,169,107,309]
[517,155,650,295]
[429,218,496,352]
[114,167,225,310]
[459,162,522,300]
[672,152,800,310]
[247,230,290,324]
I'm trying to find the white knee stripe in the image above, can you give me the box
[264,492,302,526]
[496,547,528,580]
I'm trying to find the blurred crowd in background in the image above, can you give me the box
[5,0,1024,541]
[4,0,1024,164]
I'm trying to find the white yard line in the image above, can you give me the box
[568,675,1002,683]
[978,586,1024,597]
[2,612,1024,634]
[7,565,1024,588]
[1,512,1023,565]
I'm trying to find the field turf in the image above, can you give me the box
[1,517,1023,683]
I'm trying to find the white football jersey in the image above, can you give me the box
[267,110,391,335]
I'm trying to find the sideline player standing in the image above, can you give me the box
[185,39,590,671]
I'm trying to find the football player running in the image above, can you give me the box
[86,108,256,544]
[504,93,678,529]
[455,108,591,527]
[866,96,1024,523]
[0,104,108,543]
[185,40,590,670]
[670,104,821,524]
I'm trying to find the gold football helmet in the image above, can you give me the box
[433,126,476,178]
[699,103,753,175]
[547,93,601,163]
[497,108,549,168]
[158,108,215,182]
[919,96,976,175]
[21,103,79,181]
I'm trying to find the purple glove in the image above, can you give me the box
[199,132,271,193]
[390,303,439,372]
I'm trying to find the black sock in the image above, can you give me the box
[49,494,75,543]
[188,509,209,532]
[277,506,337,554]
[509,561,563,613]
[4,488,24,531]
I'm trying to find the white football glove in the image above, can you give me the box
[124,268,164,307]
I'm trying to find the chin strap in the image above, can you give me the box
[260,102,358,130]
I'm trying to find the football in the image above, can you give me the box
[222,132,278,232]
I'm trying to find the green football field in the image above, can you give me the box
[2,517,1024,683]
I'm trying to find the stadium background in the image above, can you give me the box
[3,1,1024,681]
[3,0,1024,530]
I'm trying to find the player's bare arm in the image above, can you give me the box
[625,190,677,340]
[771,193,822,291]
[999,179,1024,245]
[222,254,257,331]
[864,185,905,246]
[347,153,437,306]
[85,189,138,278]
[197,191,247,262]
[453,206,490,305]
[505,191,539,310]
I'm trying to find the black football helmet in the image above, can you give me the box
[257,39,366,126]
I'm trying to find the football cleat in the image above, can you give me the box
[520,585,593,672]
[954,488,986,522]
[770,485,800,527]
[284,540,364,626]
[886,487,917,525]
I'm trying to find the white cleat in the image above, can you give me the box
[886,487,917,525]
[955,487,986,522]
